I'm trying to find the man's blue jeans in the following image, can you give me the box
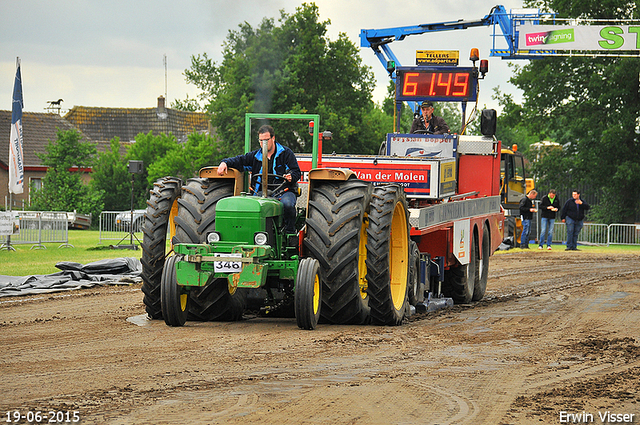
[539,218,555,247]
[521,219,532,248]
[277,191,297,234]
[565,216,583,250]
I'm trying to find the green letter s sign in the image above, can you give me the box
[599,26,624,49]
[599,26,640,50]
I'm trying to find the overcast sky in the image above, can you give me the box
[1,0,528,115]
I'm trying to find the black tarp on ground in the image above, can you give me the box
[0,257,142,298]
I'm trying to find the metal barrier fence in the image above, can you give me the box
[608,224,640,245]
[100,207,640,247]
[0,211,72,250]
[549,222,640,246]
[99,211,144,245]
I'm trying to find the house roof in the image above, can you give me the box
[0,111,91,167]
[64,100,210,143]
[1,98,209,170]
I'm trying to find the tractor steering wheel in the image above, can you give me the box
[250,173,289,197]
[413,129,434,134]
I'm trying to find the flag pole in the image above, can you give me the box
[3,56,22,251]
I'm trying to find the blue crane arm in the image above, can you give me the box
[359,5,553,68]
[360,6,506,49]
[360,6,511,69]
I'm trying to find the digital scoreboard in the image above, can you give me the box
[396,67,478,102]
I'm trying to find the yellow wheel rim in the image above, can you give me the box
[358,214,369,300]
[168,198,179,250]
[179,293,188,312]
[389,202,409,310]
[312,272,320,314]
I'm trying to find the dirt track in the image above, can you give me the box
[1,250,639,424]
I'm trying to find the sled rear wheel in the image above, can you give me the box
[473,224,490,301]
[443,230,477,304]
[408,241,422,306]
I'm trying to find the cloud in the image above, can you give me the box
[1,0,525,113]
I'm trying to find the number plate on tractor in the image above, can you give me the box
[214,253,242,273]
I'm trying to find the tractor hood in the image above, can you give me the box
[214,195,283,244]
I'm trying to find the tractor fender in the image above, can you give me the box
[199,166,245,196]
[308,167,356,182]
[306,168,359,214]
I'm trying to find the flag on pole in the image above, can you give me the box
[9,57,24,195]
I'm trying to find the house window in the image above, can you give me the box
[30,177,43,191]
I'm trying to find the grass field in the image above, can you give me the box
[494,243,640,255]
[0,230,145,276]
[2,229,639,277]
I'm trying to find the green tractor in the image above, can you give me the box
[140,114,412,330]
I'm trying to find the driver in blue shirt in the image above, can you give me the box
[217,125,300,234]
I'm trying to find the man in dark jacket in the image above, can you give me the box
[410,101,450,134]
[518,189,538,249]
[538,189,560,250]
[217,125,301,234]
[561,190,590,251]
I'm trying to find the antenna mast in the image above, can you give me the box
[163,54,168,101]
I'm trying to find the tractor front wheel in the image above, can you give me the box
[161,255,188,327]
[295,258,322,330]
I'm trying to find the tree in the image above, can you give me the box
[439,102,483,136]
[493,89,541,156]
[171,95,202,112]
[89,131,222,212]
[498,0,640,223]
[146,132,223,183]
[30,129,103,220]
[124,131,178,209]
[181,3,381,156]
[382,80,412,134]
[90,138,130,211]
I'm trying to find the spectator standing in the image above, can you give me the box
[561,190,590,251]
[518,189,538,249]
[538,189,560,250]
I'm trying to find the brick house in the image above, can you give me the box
[0,111,94,209]
[1,96,210,209]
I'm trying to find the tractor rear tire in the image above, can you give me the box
[304,179,371,325]
[366,185,410,326]
[442,230,478,304]
[473,224,491,301]
[161,255,189,327]
[141,177,182,319]
[174,178,246,322]
[295,258,322,330]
